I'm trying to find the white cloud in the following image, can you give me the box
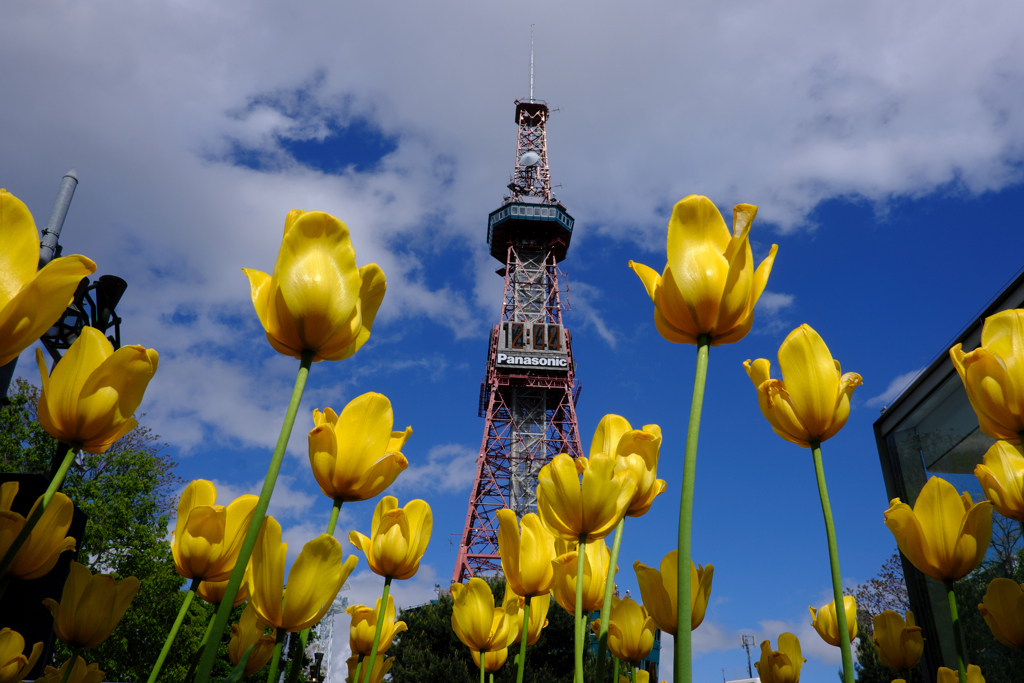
[393,443,479,493]
[865,367,926,407]
[757,292,796,316]
[203,475,317,523]
[567,281,619,349]
[7,0,1024,459]
[754,291,796,336]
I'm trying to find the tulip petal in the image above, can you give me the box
[537,454,584,540]
[975,441,1024,521]
[518,513,555,597]
[282,534,346,632]
[496,509,523,594]
[777,325,840,439]
[76,344,158,451]
[242,268,273,335]
[627,261,660,303]
[0,255,96,367]
[334,393,393,480]
[0,189,39,305]
[45,328,113,441]
[590,414,632,457]
[322,263,387,361]
[249,516,286,628]
[271,211,362,356]
[665,196,731,332]
[884,498,938,580]
[714,213,755,334]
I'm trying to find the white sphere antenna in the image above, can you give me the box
[519,151,541,167]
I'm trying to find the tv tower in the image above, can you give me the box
[452,44,584,583]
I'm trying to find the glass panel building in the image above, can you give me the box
[873,268,1024,681]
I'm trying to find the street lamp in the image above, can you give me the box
[39,273,128,363]
[312,652,324,682]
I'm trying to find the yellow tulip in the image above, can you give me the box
[497,510,556,598]
[951,309,1024,443]
[503,583,550,646]
[308,393,411,502]
[197,573,250,606]
[0,627,42,683]
[248,516,356,632]
[550,537,611,614]
[348,594,407,656]
[618,671,650,683]
[595,596,655,663]
[809,595,857,647]
[871,610,924,669]
[591,414,666,517]
[171,479,259,582]
[938,664,985,683]
[974,441,1024,521]
[0,482,76,579]
[349,496,432,580]
[344,654,393,683]
[883,476,992,582]
[471,648,509,672]
[754,633,805,683]
[536,453,636,543]
[628,195,778,346]
[633,549,714,635]
[34,657,104,683]
[35,327,158,453]
[243,209,386,362]
[228,602,277,675]
[42,561,140,648]
[978,578,1024,648]
[0,188,96,367]
[744,325,863,448]
[451,577,518,653]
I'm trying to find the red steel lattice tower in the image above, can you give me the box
[452,94,583,583]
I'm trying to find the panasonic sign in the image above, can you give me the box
[497,353,568,368]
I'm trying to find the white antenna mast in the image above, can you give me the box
[530,24,535,102]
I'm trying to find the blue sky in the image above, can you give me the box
[5,1,1024,681]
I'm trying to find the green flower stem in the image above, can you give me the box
[353,655,363,683]
[285,628,310,683]
[362,575,393,683]
[58,647,83,683]
[183,612,217,683]
[267,630,287,683]
[515,596,532,683]
[613,656,620,682]
[810,441,854,683]
[284,497,345,683]
[575,535,587,683]
[194,350,315,683]
[147,577,201,683]
[676,334,710,683]
[0,442,80,593]
[596,517,625,683]
[632,662,638,683]
[489,673,494,683]
[944,580,967,682]
[480,653,486,683]
[326,497,344,535]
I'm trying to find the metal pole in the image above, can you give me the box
[39,169,78,268]
[0,170,78,402]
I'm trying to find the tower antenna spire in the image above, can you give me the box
[530,25,535,102]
